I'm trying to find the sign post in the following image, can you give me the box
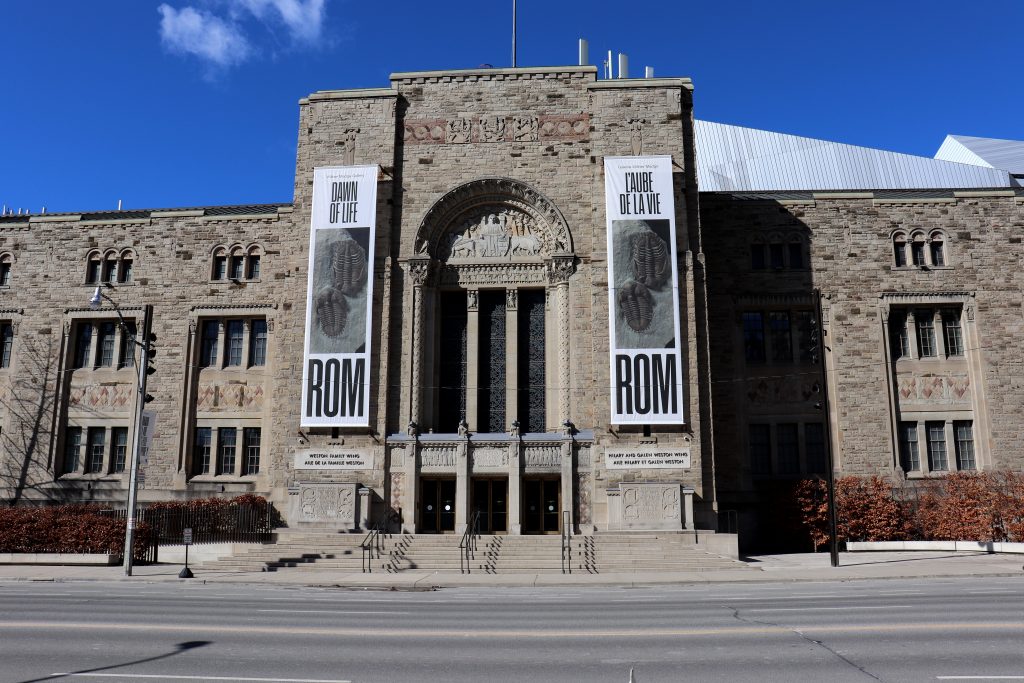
[178,527,194,579]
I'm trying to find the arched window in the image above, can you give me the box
[118,249,135,283]
[85,251,102,284]
[0,253,12,287]
[892,231,908,267]
[750,236,767,270]
[786,233,806,269]
[910,232,927,267]
[928,231,947,267]
[228,246,245,280]
[211,246,228,281]
[101,250,119,283]
[245,245,262,280]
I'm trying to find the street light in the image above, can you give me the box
[89,286,154,576]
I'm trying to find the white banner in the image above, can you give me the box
[604,156,685,424]
[301,165,378,427]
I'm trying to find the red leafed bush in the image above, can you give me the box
[793,478,831,551]
[915,471,1024,542]
[794,476,909,550]
[0,504,153,559]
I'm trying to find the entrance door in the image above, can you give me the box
[420,479,456,533]
[471,479,507,534]
[522,478,560,534]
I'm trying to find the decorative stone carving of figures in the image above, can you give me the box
[506,289,517,310]
[628,118,646,156]
[458,419,469,437]
[509,420,520,438]
[340,128,359,165]
[467,290,478,310]
[446,118,471,144]
[407,421,419,437]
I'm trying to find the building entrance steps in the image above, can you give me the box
[194,530,753,575]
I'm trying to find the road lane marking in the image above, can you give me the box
[747,605,915,612]
[52,674,351,682]
[7,619,1024,639]
[257,609,410,615]
[936,677,1024,680]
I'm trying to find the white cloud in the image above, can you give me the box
[236,0,327,44]
[158,4,252,68]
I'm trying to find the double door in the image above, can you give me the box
[522,478,560,534]
[420,478,456,533]
[471,478,507,534]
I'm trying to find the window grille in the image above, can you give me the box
[249,319,267,366]
[954,421,975,471]
[200,320,220,367]
[97,322,116,367]
[479,291,507,433]
[243,427,261,475]
[86,427,106,474]
[926,421,948,471]
[517,290,546,433]
[218,428,237,475]
[194,427,212,475]
[942,309,963,357]
[437,291,468,433]
[916,311,936,358]
[899,422,920,471]
[111,427,129,473]
[226,320,244,367]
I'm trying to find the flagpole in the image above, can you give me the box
[512,0,517,67]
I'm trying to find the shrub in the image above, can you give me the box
[915,471,1024,542]
[794,476,909,550]
[0,504,153,559]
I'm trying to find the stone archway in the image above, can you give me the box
[413,177,574,260]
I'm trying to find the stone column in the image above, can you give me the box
[466,290,479,431]
[547,257,575,426]
[508,435,522,535]
[505,288,518,428]
[358,486,372,531]
[456,436,469,534]
[560,436,574,535]
[404,437,418,533]
[406,258,434,430]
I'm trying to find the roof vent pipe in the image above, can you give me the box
[618,53,628,79]
[117,199,123,211]
[605,50,613,79]
[578,38,588,66]
[645,66,654,78]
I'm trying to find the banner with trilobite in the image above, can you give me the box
[604,156,684,424]
[301,165,378,427]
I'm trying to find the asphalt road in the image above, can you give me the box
[0,576,1022,683]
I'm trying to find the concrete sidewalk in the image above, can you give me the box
[0,551,1021,588]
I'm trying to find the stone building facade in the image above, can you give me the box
[1,65,1022,549]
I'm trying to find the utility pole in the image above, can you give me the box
[812,288,839,567]
[511,0,517,67]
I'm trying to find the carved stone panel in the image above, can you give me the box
[443,207,544,262]
[896,373,971,405]
[403,119,446,145]
[287,483,357,529]
[511,116,538,141]
[538,114,589,141]
[575,472,592,525]
[471,447,508,471]
[68,383,134,412]
[195,382,264,412]
[389,472,404,515]
[446,118,472,144]
[475,116,507,143]
[612,483,682,531]
[388,445,406,469]
[524,445,561,471]
[420,445,458,470]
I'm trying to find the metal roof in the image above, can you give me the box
[935,135,1024,175]
[694,120,1016,192]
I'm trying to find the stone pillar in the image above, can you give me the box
[403,437,418,533]
[466,290,479,431]
[560,438,574,535]
[358,486,372,531]
[505,288,518,426]
[455,437,469,533]
[406,258,434,429]
[508,436,522,535]
[683,487,695,531]
[547,257,575,425]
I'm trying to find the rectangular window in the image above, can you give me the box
[97,322,116,368]
[229,255,245,280]
[805,423,826,474]
[64,427,82,474]
[743,312,766,364]
[111,427,129,473]
[118,257,133,283]
[86,427,106,474]
[478,290,507,433]
[750,244,766,270]
[954,421,976,471]
[226,320,244,367]
[749,424,772,476]
[0,323,12,368]
[911,242,926,266]
[769,243,784,269]
[894,241,907,267]
[217,427,237,475]
[768,312,793,363]
[916,311,936,358]
[788,242,804,269]
[73,323,93,369]
[942,309,963,357]
[86,259,101,284]
[437,291,468,433]
[776,423,799,474]
[249,319,267,367]
[247,255,261,280]
[0,262,10,286]
[899,422,920,471]
[516,289,547,434]
[926,421,948,471]
[212,255,227,281]
[194,427,212,475]
[200,320,220,368]
[243,427,261,475]
[118,321,136,369]
[890,310,910,360]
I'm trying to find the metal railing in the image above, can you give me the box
[561,510,571,574]
[361,513,390,573]
[459,511,481,574]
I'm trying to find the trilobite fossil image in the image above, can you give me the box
[618,280,654,332]
[315,288,350,338]
[631,230,671,289]
[329,239,367,295]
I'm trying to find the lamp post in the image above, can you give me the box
[812,288,839,568]
[89,286,153,576]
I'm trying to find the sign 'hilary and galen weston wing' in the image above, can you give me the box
[301,165,379,427]
[604,156,685,424]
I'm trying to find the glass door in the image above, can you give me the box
[522,478,560,534]
[472,478,507,533]
[420,478,456,533]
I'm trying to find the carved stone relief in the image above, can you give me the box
[289,483,356,527]
[472,448,508,469]
[389,472,404,514]
[402,114,585,145]
[506,289,517,310]
[420,446,458,468]
[575,472,592,525]
[628,118,647,156]
[525,445,561,470]
[68,384,134,411]
[195,383,265,411]
[403,119,446,144]
[475,116,506,143]
[511,116,538,141]
[443,207,544,261]
[576,446,591,468]
[388,445,406,469]
[746,378,815,405]
[897,374,971,404]
[337,128,359,165]
[439,263,548,287]
[617,483,682,530]
[446,118,472,144]
[538,114,589,141]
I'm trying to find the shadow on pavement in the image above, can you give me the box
[16,640,212,683]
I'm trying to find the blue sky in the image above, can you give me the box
[1,1,1019,214]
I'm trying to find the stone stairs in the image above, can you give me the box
[194,529,751,575]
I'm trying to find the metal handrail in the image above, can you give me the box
[360,514,389,573]
[459,511,481,574]
[561,510,571,574]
